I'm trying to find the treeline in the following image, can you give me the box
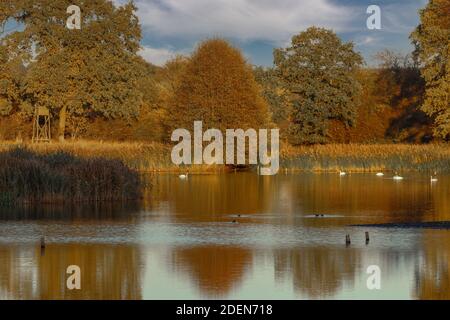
[255,48,430,144]
[0,0,448,144]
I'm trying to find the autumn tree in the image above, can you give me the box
[130,57,167,142]
[0,0,145,140]
[0,45,25,116]
[274,27,363,144]
[411,0,450,140]
[168,39,270,134]
[253,66,291,135]
[156,56,189,100]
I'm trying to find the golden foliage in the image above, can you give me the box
[168,39,271,133]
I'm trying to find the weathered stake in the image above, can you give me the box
[365,232,370,244]
[345,234,351,246]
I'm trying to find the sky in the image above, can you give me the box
[115,0,427,67]
[2,0,428,67]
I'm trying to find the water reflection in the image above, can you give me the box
[147,173,447,224]
[0,244,142,299]
[274,247,360,298]
[0,173,449,299]
[171,246,252,298]
[0,202,142,221]
[414,230,450,300]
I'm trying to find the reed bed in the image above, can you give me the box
[0,140,222,173]
[0,148,142,205]
[0,141,449,173]
[281,143,450,173]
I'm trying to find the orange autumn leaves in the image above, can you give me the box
[168,39,271,134]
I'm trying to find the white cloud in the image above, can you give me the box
[113,0,426,66]
[138,46,176,66]
[355,36,378,46]
[123,0,358,44]
[139,46,191,66]
[381,0,425,34]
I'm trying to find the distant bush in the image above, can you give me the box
[0,148,142,205]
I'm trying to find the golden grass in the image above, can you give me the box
[281,143,450,173]
[0,140,449,173]
[0,140,224,173]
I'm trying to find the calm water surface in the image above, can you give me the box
[0,173,449,299]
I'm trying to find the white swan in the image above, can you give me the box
[393,173,404,180]
[339,171,347,176]
[376,172,384,177]
[431,174,438,182]
[179,173,188,180]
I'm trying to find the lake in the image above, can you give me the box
[0,172,449,300]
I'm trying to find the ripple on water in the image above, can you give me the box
[0,220,422,250]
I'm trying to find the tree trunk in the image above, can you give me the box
[59,106,67,142]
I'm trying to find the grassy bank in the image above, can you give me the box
[281,144,450,173]
[0,141,449,173]
[0,141,223,173]
[0,148,142,205]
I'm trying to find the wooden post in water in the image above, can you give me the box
[365,232,370,244]
[346,234,351,246]
[40,236,46,256]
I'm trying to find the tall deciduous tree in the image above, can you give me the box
[253,66,291,133]
[168,39,270,133]
[274,27,363,144]
[0,0,144,140]
[411,0,450,140]
[0,45,25,116]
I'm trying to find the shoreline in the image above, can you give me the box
[352,221,450,229]
[1,140,449,173]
